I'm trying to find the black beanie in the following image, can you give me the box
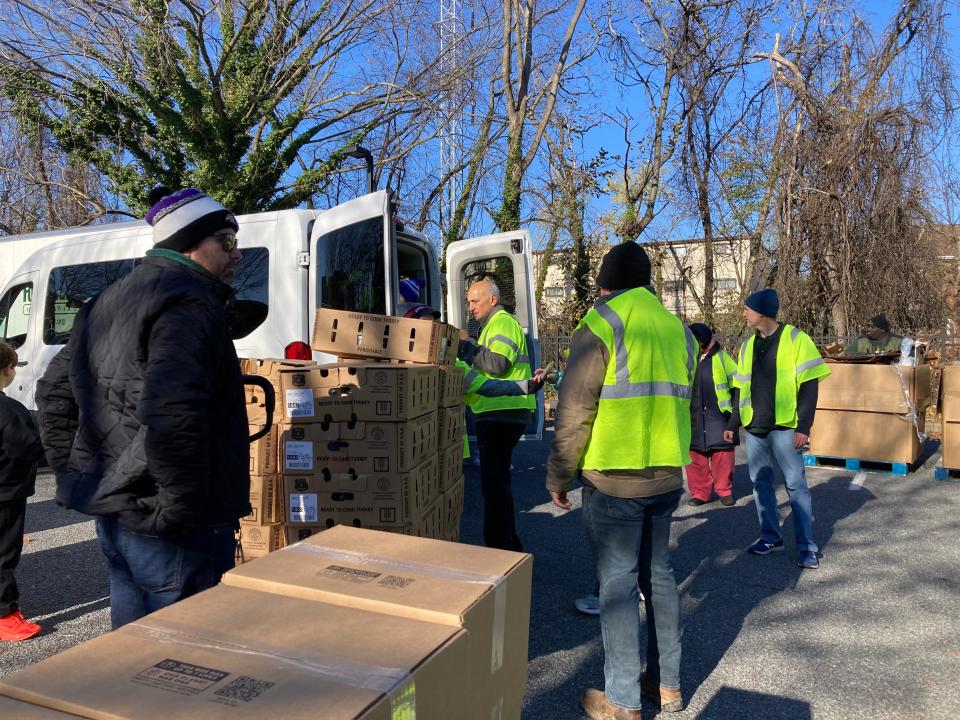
[596,241,651,290]
[688,323,713,346]
[869,314,891,332]
[744,288,779,318]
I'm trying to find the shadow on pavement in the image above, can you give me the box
[18,538,109,620]
[694,686,812,720]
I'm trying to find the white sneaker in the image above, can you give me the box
[574,593,600,615]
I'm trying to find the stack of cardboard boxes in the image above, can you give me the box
[809,360,932,465]
[237,358,316,561]
[0,527,533,720]
[237,309,467,557]
[938,364,960,468]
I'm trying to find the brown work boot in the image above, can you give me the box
[640,676,683,712]
[580,688,641,720]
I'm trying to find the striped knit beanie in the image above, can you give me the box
[144,187,238,252]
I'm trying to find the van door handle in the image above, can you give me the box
[16,361,27,367]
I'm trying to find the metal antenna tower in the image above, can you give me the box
[439,0,463,237]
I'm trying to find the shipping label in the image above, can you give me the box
[285,440,313,470]
[289,493,318,523]
[132,659,229,696]
[285,388,314,418]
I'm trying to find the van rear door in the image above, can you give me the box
[446,231,543,439]
[309,191,395,361]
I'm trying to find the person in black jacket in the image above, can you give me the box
[0,341,45,642]
[686,323,739,507]
[35,187,250,629]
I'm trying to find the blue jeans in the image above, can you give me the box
[95,517,237,629]
[583,486,683,709]
[745,429,818,553]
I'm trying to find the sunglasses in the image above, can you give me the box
[212,232,238,252]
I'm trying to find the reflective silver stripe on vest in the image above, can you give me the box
[796,357,825,374]
[487,334,519,353]
[790,326,800,342]
[516,355,530,365]
[595,302,631,387]
[464,369,480,387]
[734,373,751,383]
[739,396,752,408]
[718,400,732,411]
[716,382,729,391]
[600,381,692,400]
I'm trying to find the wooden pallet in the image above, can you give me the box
[802,454,910,476]
[934,467,960,481]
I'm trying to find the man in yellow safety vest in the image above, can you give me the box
[724,288,830,570]
[546,241,696,719]
[458,279,536,551]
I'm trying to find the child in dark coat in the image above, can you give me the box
[0,341,44,641]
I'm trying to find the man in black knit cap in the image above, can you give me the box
[36,187,250,628]
[843,314,904,356]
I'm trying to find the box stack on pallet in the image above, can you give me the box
[807,360,931,474]
[437,364,466,541]
[0,526,533,720]
[237,358,316,562]
[936,364,960,479]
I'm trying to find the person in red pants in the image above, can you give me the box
[686,324,738,507]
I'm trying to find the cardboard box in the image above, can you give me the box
[438,365,465,408]
[818,362,931,413]
[242,475,281,526]
[284,524,326,545]
[809,409,926,464]
[437,406,466,450]
[240,358,316,408]
[0,585,469,720]
[281,363,439,423]
[312,308,460,365]
[439,441,465,491]
[284,457,439,527]
[0,696,84,718]
[377,494,445,539]
[237,523,284,562]
[280,413,437,475]
[224,526,533,720]
[938,364,960,422]
[440,477,465,541]
[941,421,960,468]
[247,407,277,476]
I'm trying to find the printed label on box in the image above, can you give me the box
[132,659,229,696]
[285,441,313,470]
[289,493,318,523]
[285,388,315,418]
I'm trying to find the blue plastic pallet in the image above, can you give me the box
[934,467,960,481]
[802,454,910,476]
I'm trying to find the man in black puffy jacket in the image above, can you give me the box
[36,187,250,629]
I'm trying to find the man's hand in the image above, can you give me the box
[794,431,809,450]
[550,490,572,511]
[723,430,734,443]
[532,367,547,383]
[459,328,470,341]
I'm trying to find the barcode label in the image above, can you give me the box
[288,493,318,523]
[214,676,275,704]
[376,400,392,415]
[285,441,313,470]
[374,457,390,472]
[285,389,314,417]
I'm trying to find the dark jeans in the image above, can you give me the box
[583,486,683,709]
[0,497,27,617]
[95,516,237,629]
[476,420,525,551]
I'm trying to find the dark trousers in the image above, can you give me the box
[476,420,525,551]
[0,497,28,617]
[95,516,236,629]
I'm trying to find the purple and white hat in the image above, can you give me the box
[144,187,238,252]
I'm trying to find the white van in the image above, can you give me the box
[0,190,543,435]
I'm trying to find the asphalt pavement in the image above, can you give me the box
[2,428,959,720]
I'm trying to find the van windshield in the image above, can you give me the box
[317,216,385,314]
